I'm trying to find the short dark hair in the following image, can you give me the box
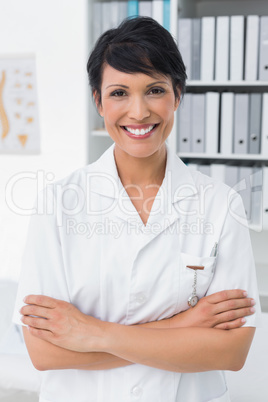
[87,16,187,106]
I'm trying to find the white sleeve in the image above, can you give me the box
[206,192,262,327]
[12,186,70,326]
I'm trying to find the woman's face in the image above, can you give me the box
[96,64,180,159]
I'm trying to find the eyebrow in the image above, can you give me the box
[105,84,128,89]
[105,80,170,90]
[146,80,170,87]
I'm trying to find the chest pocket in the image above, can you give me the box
[178,252,217,311]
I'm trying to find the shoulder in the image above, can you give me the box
[190,167,241,203]
[32,161,106,216]
[51,164,95,189]
[46,147,114,196]
[185,166,245,225]
[40,146,117,212]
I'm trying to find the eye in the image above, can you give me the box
[148,87,165,95]
[110,90,126,97]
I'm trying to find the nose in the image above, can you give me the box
[127,95,150,121]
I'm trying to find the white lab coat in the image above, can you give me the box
[13,143,261,402]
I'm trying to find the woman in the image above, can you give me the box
[13,17,261,402]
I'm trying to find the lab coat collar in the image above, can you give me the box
[88,142,198,203]
[161,142,199,204]
[86,143,199,242]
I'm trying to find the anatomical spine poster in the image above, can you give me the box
[0,54,40,154]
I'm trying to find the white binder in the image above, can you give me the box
[110,1,120,28]
[215,16,230,81]
[205,92,220,154]
[187,163,198,172]
[220,92,234,155]
[177,94,192,153]
[192,94,205,153]
[152,0,163,26]
[178,18,192,80]
[230,16,245,81]
[259,16,268,81]
[201,17,215,81]
[192,19,201,80]
[245,16,259,81]
[198,165,211,176]
[233,94,249,154]
[118,1,128,22]
[238,166,253,222]
[139,1,152,17]
[225,165,239,189]
[250,167,263,228]
[102,2,113,32]
[249,93,262,154]
[93,2,102,44]
[210,164,225,183]
[262,167,268,229]
[261,93,268,156]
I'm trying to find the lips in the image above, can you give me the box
[121,123,159,138]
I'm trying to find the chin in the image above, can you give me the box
[115,141,167,159]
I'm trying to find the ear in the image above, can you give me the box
[93,90,103,117]
[174,87,181,111]
[174,96,180,112]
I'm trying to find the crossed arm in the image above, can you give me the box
[21,290,256,372]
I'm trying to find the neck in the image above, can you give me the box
[113,144,167,187]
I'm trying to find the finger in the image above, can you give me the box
[21,314,51,331]
[20,305,51,319]
[23,295,57,308]
[27,326,55,343]
[215,317,247,330]
[213,298,255,315]
[205,289,248,305]
[214,307,256,326]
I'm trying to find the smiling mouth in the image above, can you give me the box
[122,124,158,136]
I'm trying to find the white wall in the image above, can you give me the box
[0,0,89,280]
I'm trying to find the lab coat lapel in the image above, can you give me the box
[86,144,144,230]
[139,145,199,247]
[87,143,199,246]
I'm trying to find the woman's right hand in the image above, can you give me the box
[169,289,256,330]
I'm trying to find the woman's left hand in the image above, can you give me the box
[20,295,104,353]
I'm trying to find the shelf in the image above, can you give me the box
[187,80,268,87]
[256,263,268,298]
[92,129,109,137]
[249,224,264,233]
[178,153,268,163]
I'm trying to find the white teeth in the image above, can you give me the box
[124,125,155,135]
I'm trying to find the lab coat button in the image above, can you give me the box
[135,293,147,304]
[131,386,143,398]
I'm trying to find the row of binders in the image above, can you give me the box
[92,0,170,44]
[187,164,268,229]
[178,15,268,81]
[177,92,268,156]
